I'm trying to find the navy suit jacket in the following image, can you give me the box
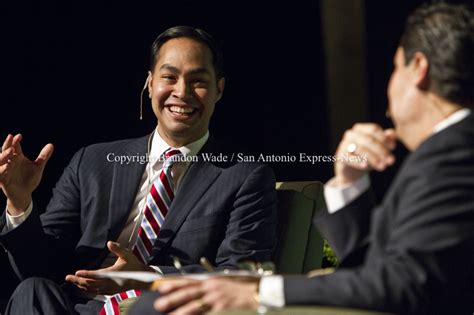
[284,113,474,314]
[0,134,277,281]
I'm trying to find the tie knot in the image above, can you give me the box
[163,148,182,166]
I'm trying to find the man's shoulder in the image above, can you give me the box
[402,113,474,179]
[217,161,276,186]
[67,135,149,168]
[415,113,474,160]
[83,135,149,154]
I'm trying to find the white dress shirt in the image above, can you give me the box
[259,108,472,308]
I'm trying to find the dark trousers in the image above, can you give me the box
[5,277,104,315]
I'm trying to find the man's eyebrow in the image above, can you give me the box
[159,64,179,73]
[159,64,211,76]
[188,68,211,76]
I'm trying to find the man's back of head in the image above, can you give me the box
[399,1,474,109]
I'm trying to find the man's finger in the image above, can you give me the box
[170,299,208,315]
[352,129,393,158]
[11,134,23,156]
[384,129,397,150]
[353,124,397,153]
[355,139,394,170]
[342,129,395,170]
[158,279,198,294]
[65,274,98,287]
[0,147,14,165]
[35,143,54,165]
[75,269,100,278]
[155,285,203,312]
[2,134,13,152]
[107,241,129,259]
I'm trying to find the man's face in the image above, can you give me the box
[387,47,422,146]
[148,37,224,146]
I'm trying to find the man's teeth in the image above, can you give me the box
[169,106,194,114]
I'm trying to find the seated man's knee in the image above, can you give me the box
[6,277,74,315]
[13,277,57,294]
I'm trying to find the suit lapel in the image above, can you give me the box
[107,134,149,242]
[150,136,222,256]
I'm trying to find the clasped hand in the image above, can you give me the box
[333,123,397,185]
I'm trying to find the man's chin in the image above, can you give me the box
[157,125,207,145]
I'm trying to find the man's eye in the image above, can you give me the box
[162,75,176,81]
[193,79,209,87]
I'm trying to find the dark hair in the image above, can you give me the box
[400,1,474,107]
[150,26,224,80]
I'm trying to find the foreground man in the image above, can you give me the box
[0,26,277,314]
[136,2,474,314]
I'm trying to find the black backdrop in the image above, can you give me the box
[1,0,331,209]
[0,0,449,301]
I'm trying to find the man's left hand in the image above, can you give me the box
[65,241,153,295]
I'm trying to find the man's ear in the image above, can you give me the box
[410,52,429,89]
[216,77,225,102]
[147,71,153,96]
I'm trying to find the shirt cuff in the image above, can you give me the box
[5,201,33,231]
[324,174,370,213]
[149,265,163,274]
[259,275,285,308]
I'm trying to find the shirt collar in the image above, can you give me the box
[149,129,209,165]
[432,108,471,134]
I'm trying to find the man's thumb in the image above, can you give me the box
[107,241,128,258]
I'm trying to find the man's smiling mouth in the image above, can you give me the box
[165,105,198,118]
[169,105,195,114]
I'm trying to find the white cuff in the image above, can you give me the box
[149,265,163,274]
[324,175,370,214]
[5,201,33,231]
[259,275,285,308]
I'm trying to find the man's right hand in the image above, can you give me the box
[0,134,54,215]
[332,123,397,186]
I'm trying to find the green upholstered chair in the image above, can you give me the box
[273,181,325,274]
[118,297,138,315]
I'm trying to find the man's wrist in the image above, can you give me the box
[329,174,365,187]
[258,275,285,308]
[324,174,370,213]
[7,197,32,216]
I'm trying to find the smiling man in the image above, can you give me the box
[0,26,277,315]
[149,35,225,148]
[141,3,474,315]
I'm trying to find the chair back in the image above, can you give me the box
[273,181,325,274]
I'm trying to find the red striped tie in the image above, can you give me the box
[133,148,182,263]
[99,148,182,315]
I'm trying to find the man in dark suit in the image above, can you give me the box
[0,26,277,314]
[144,3,474,314]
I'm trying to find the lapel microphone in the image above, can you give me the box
[140,72,152,120]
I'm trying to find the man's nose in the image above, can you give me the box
[172,80,192,100]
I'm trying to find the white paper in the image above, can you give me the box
[94,270,260,286]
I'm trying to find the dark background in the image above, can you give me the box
[0,0,439,301]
